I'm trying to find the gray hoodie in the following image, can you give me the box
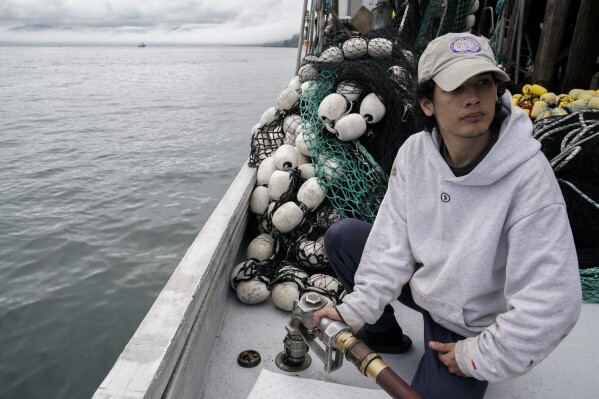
[336,91,582,383]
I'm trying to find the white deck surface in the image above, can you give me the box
[203,291,599,399]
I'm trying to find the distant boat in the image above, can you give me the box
[138,42,146,47]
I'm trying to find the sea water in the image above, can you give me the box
[0,46,297,399]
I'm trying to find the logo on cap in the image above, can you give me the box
[449,36,482,54]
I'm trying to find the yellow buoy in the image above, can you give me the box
[568,88,584,99]
[530,84,548,96]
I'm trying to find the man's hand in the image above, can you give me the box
[429,341,467,377]
[311,306,343,340]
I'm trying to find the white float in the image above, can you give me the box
[246,233,275,261]
[259,106,279,125]
[257,157,278,186]
[283,114,302,135]
[318,46,344,63]
[250,122,261,136]
[360,93,386,124]
[297,177,326,209]
[301,81,317,98]
[276,87,301,111]
[318,93,352,125]
[274,144,299,170]
[237,279,270,305]
[294,128,313,157]
[368,38,393,59]
[307,273,341,293]
[336,80,364,102]
[332,113,367,141]
[288,75,302,92]
[249,186,270,215]
[268,170,292,201]
[298,64,318,83]
[342,37,368,60]
[272,202,304,233]
[298,163,316,179]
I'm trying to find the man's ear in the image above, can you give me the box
[418,98,435,116]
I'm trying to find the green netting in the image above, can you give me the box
[415,0,476,51]
[581,268,599,303]
[299,69,389,223]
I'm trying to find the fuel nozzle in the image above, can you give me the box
[276,292,349,373]
[275,292,422,399]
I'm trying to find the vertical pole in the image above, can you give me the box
[562,0,599,91]
[532,0,572,87]
[296,0,309,74]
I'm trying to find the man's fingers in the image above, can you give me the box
[429,341,449,352]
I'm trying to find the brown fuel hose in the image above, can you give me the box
[336,332,422,399]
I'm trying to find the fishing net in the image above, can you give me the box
[238,0,500,306]
[249,117,287,166]
[533,109,599,259]
[298,5,422,222]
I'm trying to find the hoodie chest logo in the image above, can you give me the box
[441,192,451,202]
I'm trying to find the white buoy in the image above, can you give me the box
[298,64,318,83]
[466,14,476,29]
[260,106,279,125]
[249,186,270,215]
[229,262,245,289]
[471,0,480,13]
[301,81,317,98]
[333,113,367,141]
[318,46,344,63]
[250,122,261,136]
[297,237,327,268]
[294,129,312,157]
[260,202,277,234]
[288,75,302,92]
[272,282,301,311]
[237,279,270,304]
[268,170,292,201]
[318,93,352,125]
[342,37,368,60]
[276,87,301,111]
[271,266,308,311]
[360,93,386,124]
[336,80,364,102]
[302,55,319,63]
[322,157,343,181]
[297,177,326,209]
[297,151,310,167]
[257,157,278,186]
[272,202,304,233]
[283,114,302,135]
[274,144,299,170]
[368,38,393,59]
[246,233,275,261]
[299,163,316,179]
[307,273,341,293]
[268,124,285,148]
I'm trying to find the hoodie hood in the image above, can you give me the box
[425,90,540,186]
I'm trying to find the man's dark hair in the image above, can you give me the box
[414,77,508,132]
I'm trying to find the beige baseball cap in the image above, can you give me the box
[418,32,510,91]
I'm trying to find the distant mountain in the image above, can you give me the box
[9,24,74,31]
[263,33,299,48]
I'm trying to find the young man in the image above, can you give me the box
[313,32,582,398]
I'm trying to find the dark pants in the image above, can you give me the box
[324,218,488,399]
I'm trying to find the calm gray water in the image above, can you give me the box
[0,46,297,399]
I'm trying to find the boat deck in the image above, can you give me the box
[203,292,599,398]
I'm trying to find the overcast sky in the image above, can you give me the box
[0,0,305,45]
